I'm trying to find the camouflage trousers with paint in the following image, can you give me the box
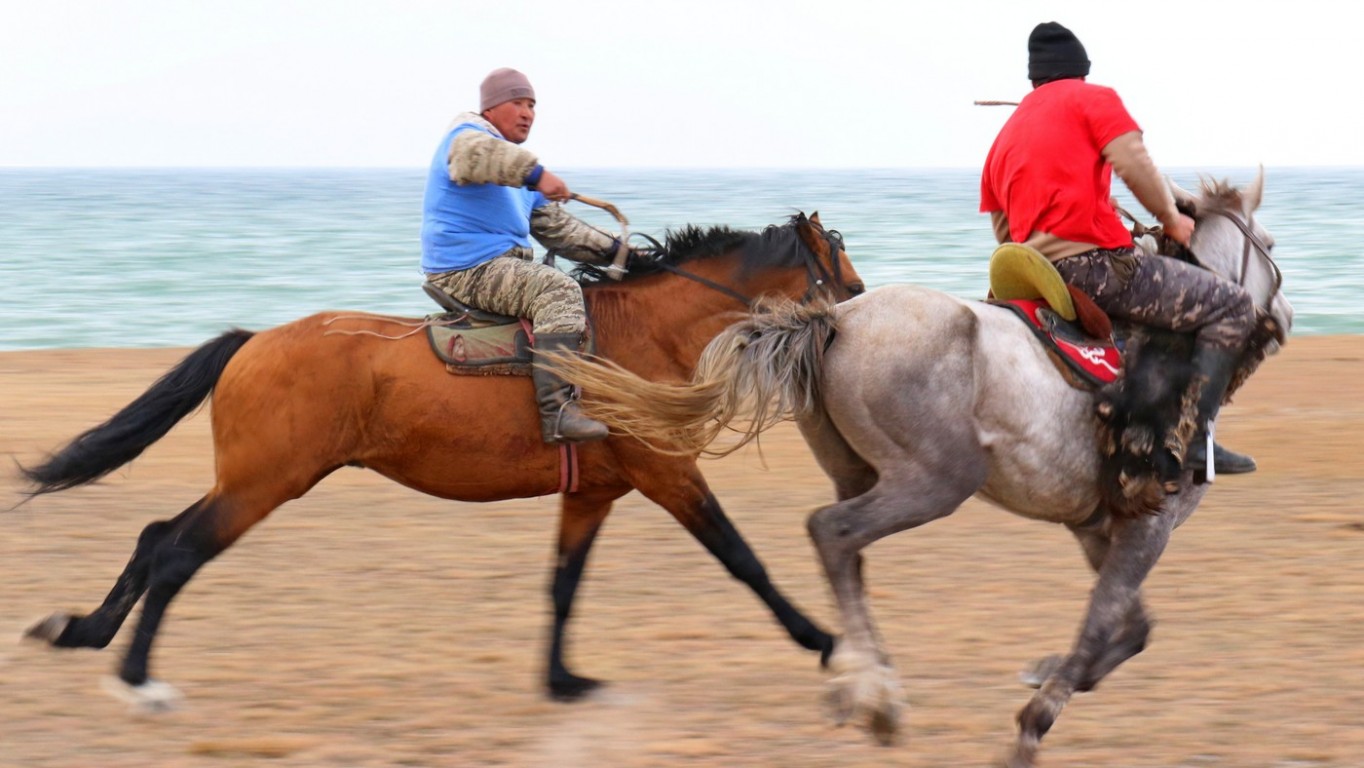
[1054,247,1255,351]
[426,248,587,336]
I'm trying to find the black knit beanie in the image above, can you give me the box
[1028,22,1090,82]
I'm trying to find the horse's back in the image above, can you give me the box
[827,286,1101,522]
[205,311,566,501]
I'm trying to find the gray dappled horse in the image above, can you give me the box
[553,172,1291,767]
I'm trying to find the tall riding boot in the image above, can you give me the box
[1210,441,1257,474]
[531,332,609,444]
[1181,346,1241,478]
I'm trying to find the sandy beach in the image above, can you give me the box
[1,336,1361,768]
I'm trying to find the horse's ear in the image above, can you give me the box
[1245,164,1265,213]
[1168,176,1198,216]
[809,211,822,226]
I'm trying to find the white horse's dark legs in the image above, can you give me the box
[808,454,987,744]
[1023,517,1155,691]
[1007,512,1175,768]
[1068,519,1155,690]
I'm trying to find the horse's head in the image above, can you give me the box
[791,212,867,302]
[1172,168,1292,353]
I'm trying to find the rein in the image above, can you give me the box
[1117,204,1283,299]
[1202,208,1284,295]
[634,226,848,308]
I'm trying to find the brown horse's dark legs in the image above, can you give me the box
[547,491,622,700]
[115,487,295,687]
[30,502,201,650]
[679,492,833,660]
[117,502,230,686]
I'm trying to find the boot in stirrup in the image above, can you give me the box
[531,332,609,444]
[1182,346,1242,483]
[1185,437,1258,475]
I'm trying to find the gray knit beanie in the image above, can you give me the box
[480,68,536,111]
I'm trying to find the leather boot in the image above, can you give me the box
[1185,439,1258,475]
[1181,345,1241,479]
[531,332,609,444]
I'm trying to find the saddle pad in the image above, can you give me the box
[993,298,1121,387]
[426,314,534,376]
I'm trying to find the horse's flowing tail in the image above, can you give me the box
[21,329,255,496]
[554,298,837,456]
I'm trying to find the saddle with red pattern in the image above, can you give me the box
[991,297,1122,388]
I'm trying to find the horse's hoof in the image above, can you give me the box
[548,674,603,702]
[1001,743,1039,768]
[821,654,905,741]
[101,676,184,714]
[1019,654,1063,689]
[820,679,855,726]
[22,613,73,646]
[869,705,901,746]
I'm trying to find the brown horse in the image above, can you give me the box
[20,212,864,709]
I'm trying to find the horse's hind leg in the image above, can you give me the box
[1008,512,1176,768]
[116,489,288,690]
[809,457,986,745]
[547,487,630,700]
[26,501,204,649]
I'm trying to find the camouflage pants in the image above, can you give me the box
[426,248,587,335]
[1054,247,1255,350]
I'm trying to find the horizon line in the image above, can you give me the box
[5,164,1362,172]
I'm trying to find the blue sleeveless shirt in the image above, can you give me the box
[420,122,548,273]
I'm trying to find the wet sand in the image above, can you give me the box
[1,337,1361,767]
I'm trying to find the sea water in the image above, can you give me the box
[0,167,1359,350]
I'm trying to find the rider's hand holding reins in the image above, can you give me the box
[534,169,571,202]
[1164,213,1196,246]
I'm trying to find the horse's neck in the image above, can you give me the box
[587,273,757,379]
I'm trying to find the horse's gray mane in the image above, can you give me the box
[1197,177,1246,212]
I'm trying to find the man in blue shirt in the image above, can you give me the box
[423,68,619,444]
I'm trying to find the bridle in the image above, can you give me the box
[1199,208,1284,298]
[633,223,852,307]
[1122,203,1283,306]
[567,197,852,307]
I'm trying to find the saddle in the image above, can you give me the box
[987,244,1120,390]
[987,244,1193,516]
[421,282,535,376]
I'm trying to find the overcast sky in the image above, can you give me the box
[2,0,1357,169]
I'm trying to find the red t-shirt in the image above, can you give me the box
[980,79,1139,248]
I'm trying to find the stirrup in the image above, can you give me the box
[546,400,607,443]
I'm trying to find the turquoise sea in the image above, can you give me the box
[1,167,1359,350]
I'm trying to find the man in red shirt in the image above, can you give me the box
[980,21,1257,475]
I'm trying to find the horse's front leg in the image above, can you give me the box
[627,461,834,662]
[1008,510,1177,768]
[1022,514,1155,691]
[546,487,629,700]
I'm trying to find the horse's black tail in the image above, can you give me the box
[20,329,255,497]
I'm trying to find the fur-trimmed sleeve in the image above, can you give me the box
[449,129,540,187]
